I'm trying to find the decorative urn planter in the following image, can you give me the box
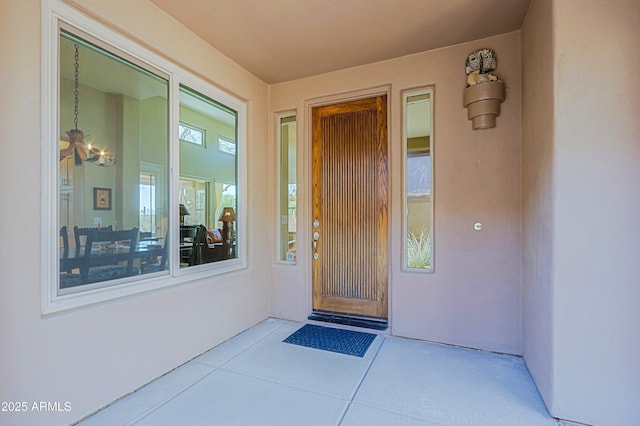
[463,80,505,130]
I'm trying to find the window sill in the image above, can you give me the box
[42,259,246,317]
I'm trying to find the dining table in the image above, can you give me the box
[60,240,165,274]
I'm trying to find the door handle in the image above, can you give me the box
[313,231,320,260]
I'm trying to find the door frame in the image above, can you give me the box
[302,85,392,323]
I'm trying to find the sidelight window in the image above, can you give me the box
[278,114,297,262]
[403,89,434,271]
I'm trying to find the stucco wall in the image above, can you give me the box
[523,0,640,424]
[552,0,640,424]
[269,32,523,355]
[521,0,556,413]
[0,1,269,425]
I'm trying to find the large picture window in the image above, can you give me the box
[58,28,170,290]
[43,5,246,313]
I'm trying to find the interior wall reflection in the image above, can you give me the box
[58,29,170,291]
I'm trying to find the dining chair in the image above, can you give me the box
[59,226,84,289]
[79,227,139,283]
[60,226,69,257]
[139,231,153,240]
[60,226,71,272]
[193,225,215,265]
[73,225,113,256]
[140,233,168,273]
[180,225,199,266]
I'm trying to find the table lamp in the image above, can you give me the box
[218,207,236,244]
[180,203,191,225]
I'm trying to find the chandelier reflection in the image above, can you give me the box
[59,43,115,167]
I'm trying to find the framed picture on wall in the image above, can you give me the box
[93,187,112,210]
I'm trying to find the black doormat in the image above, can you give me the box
[283,324,377,357]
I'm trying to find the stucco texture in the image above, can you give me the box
[0,1,269,425]
[269,31,523,355]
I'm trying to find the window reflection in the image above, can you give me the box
[179,86,238,267]
[405,91,433,270]
[58,29,170,291]
[279,115,297,262]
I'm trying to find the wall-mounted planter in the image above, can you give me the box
[463,80,505,130]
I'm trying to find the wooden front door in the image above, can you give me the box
[312,95,388,319]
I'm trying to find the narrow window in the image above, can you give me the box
[278,115,297,262]
[404,90,434,271]
[179,177,209,227]
[178,122,205,146]
[218,136,236,155]
[139,172,157,236]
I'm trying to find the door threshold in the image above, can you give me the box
[308,312,388,331]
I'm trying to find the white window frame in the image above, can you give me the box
[41,0,247,315]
